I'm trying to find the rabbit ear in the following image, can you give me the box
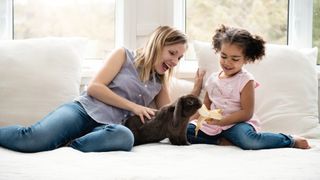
[173,97,183,127]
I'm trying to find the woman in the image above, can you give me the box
[0,26,204,153]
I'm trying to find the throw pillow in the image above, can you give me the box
[0,37,87,126]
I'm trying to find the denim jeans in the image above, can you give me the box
[187,123,294,150]
[0,102,134,153]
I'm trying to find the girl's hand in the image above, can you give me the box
[205,118,225,126]
[131,104,157,123]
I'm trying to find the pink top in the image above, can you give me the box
[192,69,260,136]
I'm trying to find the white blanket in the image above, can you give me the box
[1,139,320,180]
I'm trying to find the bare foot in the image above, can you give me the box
[293,136,311,149]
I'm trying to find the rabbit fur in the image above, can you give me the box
[124,94,202,146]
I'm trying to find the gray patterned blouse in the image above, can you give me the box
[77,48,162,124]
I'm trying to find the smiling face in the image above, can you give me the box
[154,43,187,75]
[219,43,247,78]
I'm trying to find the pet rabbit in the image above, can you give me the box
[124,94,202,145]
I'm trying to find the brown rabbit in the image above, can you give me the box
[124,94,202,146]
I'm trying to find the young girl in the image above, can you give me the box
[0,26,192,153]
[187,25,310,150]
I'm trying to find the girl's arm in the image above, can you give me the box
[203,92,212,110]
[86,48,156,122]
[209,80,255,126]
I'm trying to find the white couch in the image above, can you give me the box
[0,38,320,180]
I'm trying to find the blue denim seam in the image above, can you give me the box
[281,133,295,147]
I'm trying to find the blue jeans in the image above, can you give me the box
[187,123,294,150]
[0,102,134,153]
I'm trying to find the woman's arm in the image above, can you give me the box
[154,83,171,109]
[208,80,255,126]
[155,68,206,109]
[190,69,206,96]
[86,48,156,122]
[153,69,205,118]
[189,91,212,120]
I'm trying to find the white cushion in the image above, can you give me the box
[169,77,194,102]
[193,41,320,138]
[193,40,220,80]
[193,40,220,100]
[0,37,87,126]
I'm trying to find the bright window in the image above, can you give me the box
[13,0,115,59]
[185,0,288,60]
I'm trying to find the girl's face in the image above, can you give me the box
[219,43,247,78]
[155,43,186,75]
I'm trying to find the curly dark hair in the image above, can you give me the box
[212,24,266,63]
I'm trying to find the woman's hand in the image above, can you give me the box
[191,69,206,96]
[131,104,157,123]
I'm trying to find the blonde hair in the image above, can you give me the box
[134,26,187,83]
